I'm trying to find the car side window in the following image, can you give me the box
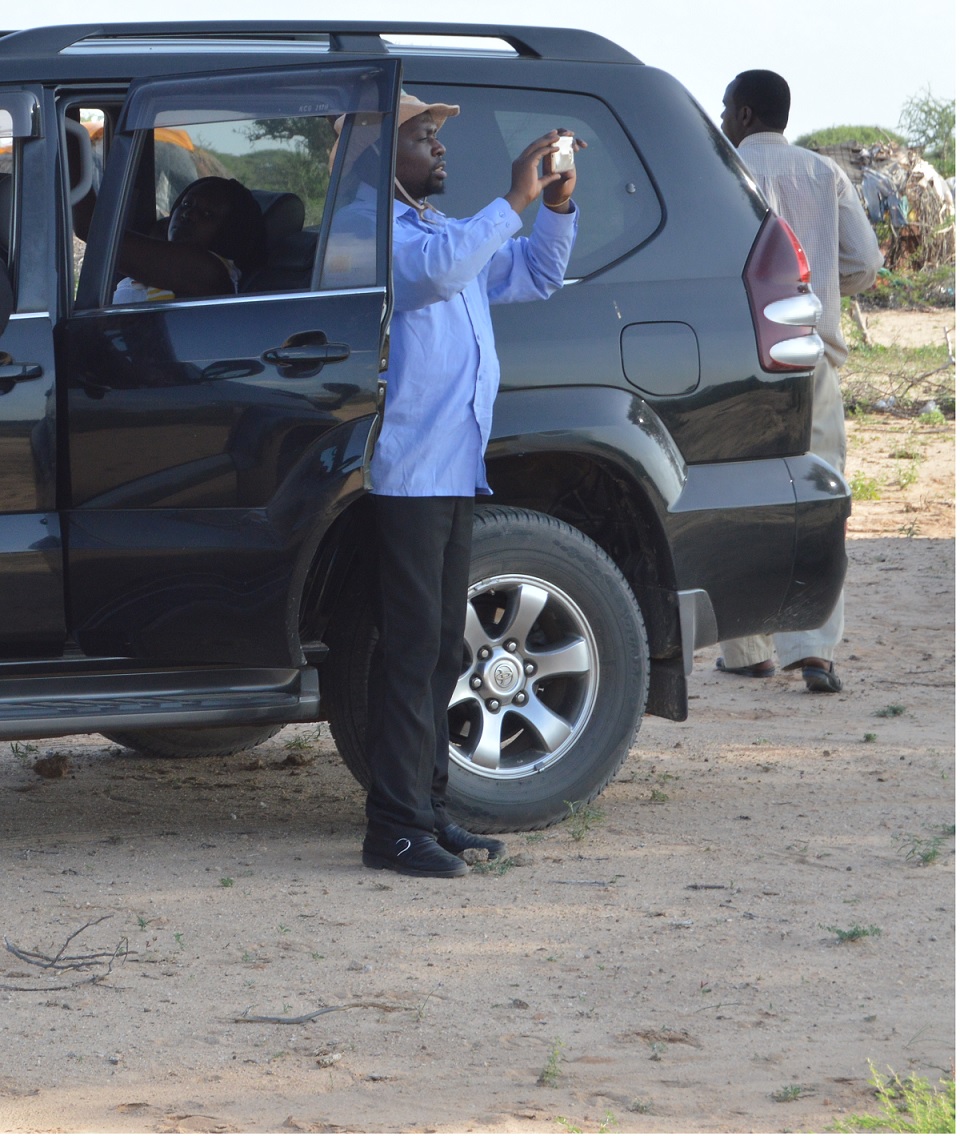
[72,64,395,309]
[130,113,337,301]
[406,84,662,278]
[64,108,108,294]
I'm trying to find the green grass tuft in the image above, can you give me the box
[831,1062,955,1132]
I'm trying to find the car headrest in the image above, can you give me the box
[250,190,305,247]
[239,229,318,294]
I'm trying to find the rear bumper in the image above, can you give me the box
[668,453,849,656]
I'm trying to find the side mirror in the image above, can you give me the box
[0,260,12,338]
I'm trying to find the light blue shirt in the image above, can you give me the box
[368,190,577,496]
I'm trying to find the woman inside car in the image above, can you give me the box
[111,176,267,303]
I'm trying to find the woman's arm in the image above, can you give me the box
[115,231,234,297]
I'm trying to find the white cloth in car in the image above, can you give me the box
[112,253,239,304]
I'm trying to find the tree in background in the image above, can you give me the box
[898,87,955,179]
[794,125,906,150]
[230,117,337,226]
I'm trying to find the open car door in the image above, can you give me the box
[62,59,400,666]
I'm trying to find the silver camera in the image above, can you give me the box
[549,134,575,173]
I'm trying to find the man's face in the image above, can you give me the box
[395,111,447,200]
[721,82,745,146]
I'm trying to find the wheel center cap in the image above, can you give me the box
[488,656,522,695]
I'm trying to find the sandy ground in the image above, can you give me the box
[0,309,954,1136]
[857,307,955,351]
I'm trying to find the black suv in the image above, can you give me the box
[0,22,848,830]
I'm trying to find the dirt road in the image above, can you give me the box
[0,311,953,1135]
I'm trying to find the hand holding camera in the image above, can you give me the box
[505,129,587,216]
[547,134,576,174]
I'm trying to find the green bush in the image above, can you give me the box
[831,1062,955,1133]
[794,125,907,150]
[861,267,955,310]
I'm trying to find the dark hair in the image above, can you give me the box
[169,176,267,273]
[731,70,791,131]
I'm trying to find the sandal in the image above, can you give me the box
[716,657,776,679]
[802,662,842,693]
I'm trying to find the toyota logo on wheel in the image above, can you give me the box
[493,662,515,689]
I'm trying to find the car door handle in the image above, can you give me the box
[262,333,350,377]
[0,355,43,389]
[262,343,351,366]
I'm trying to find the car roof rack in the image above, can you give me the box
[0,21,640,65]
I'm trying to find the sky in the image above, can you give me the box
[7,0,956,143]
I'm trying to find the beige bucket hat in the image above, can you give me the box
[329,91,460,169]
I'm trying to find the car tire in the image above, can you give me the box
[326,505,649,831]
[102,725,283,759]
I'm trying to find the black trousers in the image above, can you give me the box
[365,495,474,838]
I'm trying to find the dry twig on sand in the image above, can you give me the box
[235,1006,346,1025]
[233,998,420,1024]
[1,914,132,991]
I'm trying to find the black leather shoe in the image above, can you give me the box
[437,823,507,859]
[362,833,468,878]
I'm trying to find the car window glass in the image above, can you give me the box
[148,112,333,299]
[407,84,662,277]
[319,111,389,290]
[65,109,108,292]
[76,63,394,307]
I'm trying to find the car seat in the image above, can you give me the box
[243,190,317,293]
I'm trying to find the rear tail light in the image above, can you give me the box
[743,214,824,372]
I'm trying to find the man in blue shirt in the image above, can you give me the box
[349,93,581,877]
